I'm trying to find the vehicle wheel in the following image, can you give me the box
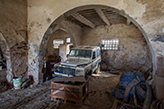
[95,64,100,74]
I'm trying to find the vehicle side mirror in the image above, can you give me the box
[66,54,69,57]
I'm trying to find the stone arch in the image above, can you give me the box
[46,29,76,57]
[38,5,155,83]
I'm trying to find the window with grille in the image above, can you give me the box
[53,40,64,48]
[66,38,71,43]
[101,39,119,50]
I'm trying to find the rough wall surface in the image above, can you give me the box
[154,56,164,100]
[0,0,27,83]
[10,42,28,78]
[28,19,82,83]
[27,0,164,86]
[81,24,152,70]
[61,20,82,46]
[46,30,69,56]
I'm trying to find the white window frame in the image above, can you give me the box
[53,39,64,48]
[66,37,71,43]
[101,39,119,50]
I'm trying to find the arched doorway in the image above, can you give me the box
[38,5,154,83]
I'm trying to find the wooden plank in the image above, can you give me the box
[66,87,79,99]
[53,76,86,82]
[127,19,131,25]
[95,9,110,26]
[51,78,89,105]
[64,87,66,103]
[52,96,64,99]
[112,99,119,109]
[52,82,79,88]
[52,87,64,95]
[72,13,95,28]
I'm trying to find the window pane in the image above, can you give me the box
[53,39,64,48]
[101,39,119,50]
[66,38,71,43]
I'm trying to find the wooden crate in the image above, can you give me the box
[51,79,89,105]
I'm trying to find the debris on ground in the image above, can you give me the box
[0,71,120,109]
[0,69,7,82]
[109,70,151,108]
[21,75,34,89]
[0,82,7,93]
[138,66,153,82]
[150,100,164,109]
[109,70,121,75]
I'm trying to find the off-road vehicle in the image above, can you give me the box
[54,46,101,78]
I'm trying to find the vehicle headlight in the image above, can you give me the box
[76,70,83,76]
[54,66,60,72]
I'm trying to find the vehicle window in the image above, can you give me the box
[97,49,100,57]
[92,51,96,60]
[69,49,92,58]
[69,49,76,56]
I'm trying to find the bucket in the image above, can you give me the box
[13,76,22,89]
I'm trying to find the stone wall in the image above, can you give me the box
[0,0,163,99]
[81,24,152,70]
[10,42,28,79]
[0,0,27,83]
[46,30,69,56]
[27,18,83,83]
[27,0,164,87]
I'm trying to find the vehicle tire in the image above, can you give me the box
[95,64,100,74]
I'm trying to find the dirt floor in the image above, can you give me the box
[0,71,120,109]
[57,71,120,109]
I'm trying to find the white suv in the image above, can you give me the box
[54,46,101,78]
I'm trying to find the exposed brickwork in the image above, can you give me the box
[10,42,28,81]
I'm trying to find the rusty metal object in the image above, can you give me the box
[143,82,152,109]
[151,100,164,109]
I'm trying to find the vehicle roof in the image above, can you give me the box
[71,46,100,50]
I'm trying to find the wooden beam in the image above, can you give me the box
[72,13,95,28]
[53,23,67,32]
[95,9,110,26]
[127,18,131,25]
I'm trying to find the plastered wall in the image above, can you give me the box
[46,30,69,56]
[0,0,27,83]
[27,0,164,67]
[27,0,164,98]
[0,0,163,98]
[81,24,152,70]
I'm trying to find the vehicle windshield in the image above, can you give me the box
[69,49,92,58]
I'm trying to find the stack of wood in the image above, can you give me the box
[51,77,89,106]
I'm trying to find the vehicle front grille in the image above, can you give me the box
[55,67,75,76]
[62,68,75,76]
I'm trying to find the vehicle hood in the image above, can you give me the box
[61,58,91,67]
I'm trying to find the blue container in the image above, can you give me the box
[120,71,135,88]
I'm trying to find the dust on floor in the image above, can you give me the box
[0,71,120,109]
[57,71,120,109]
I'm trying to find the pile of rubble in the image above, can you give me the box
[107,66,164,109]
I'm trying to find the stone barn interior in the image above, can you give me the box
[0,0,164,109]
